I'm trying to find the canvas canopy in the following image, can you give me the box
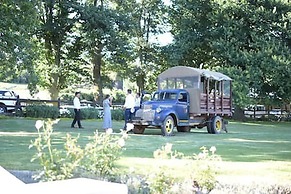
[158,66,232,81]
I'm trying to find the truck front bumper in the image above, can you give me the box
[133,109,163,126]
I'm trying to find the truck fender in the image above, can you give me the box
[159,110,178,125]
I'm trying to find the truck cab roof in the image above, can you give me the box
[151,89,188,101]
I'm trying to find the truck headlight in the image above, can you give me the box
[156,106,162,113]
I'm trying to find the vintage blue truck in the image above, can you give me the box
[132,66,232,136]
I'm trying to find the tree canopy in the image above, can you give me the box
[0,0,39,92]
[1,0,290,109]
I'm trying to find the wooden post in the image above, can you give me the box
[206,78,209,112]
[221,81,224,113]
[57,98,61,109]
[214,81,217,113]
[16,96,22,110]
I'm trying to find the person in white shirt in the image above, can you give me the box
[123,89,135,130]
[71,92,83,128]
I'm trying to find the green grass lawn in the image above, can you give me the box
[1,117,291,184]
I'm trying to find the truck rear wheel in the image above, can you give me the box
[206,121,212,133]
[161,115,175,136]
[210,116,223,134]
[132,125,146,134]
[177,126,190,132]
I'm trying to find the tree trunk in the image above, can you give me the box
[136,72,145,93]
[92,44,103,104]
[232,107,246,121]
[50,43,62,100]
[49,83,59,101]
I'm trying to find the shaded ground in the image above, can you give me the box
[9,170,38,184]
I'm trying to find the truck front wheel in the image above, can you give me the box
[161,115,175,136]
[132,125,146,134]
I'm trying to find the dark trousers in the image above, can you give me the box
[71,109,82,128]
[124,108,132,130]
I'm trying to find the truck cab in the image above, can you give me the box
[132,66,232,136]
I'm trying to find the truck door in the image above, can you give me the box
[176,92,189,122]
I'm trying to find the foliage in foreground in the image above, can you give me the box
[29,119,221,193]
[30,119,127,181]
[29,120,291,193]
[122,143,221,194]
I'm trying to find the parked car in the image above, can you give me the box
[244,105,267,118]
[0,90,18,114]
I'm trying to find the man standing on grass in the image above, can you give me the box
[123,89,135,130]
[71,92,83,129]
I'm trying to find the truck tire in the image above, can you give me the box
[177,126,190,132]
[161,115,175,136]
[210,116,223,134]
[206,120,212,133]
[0,104,7,114]
[132,125,146,134]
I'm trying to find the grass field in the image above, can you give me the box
[1,117,291,185]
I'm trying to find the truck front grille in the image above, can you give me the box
[135,109,155,121]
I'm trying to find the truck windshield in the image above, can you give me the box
[152,92,177,101]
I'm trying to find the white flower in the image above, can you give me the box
[35,120,44,130]
[52,119,60,124]
[197,152,206,160]
[106,128,113,134]
[170,183,180,193]
[126,123,134,131]
[129,167,135,174]
[210,146,217,154]
[118,138,125,147]
[164,143,173,153]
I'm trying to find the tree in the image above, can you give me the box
[77,0,133,102]
[168,0,291,109]
[36,0,84,100]
[168,0,217,68]
[0,0,39,92]
[114,0,169,92]
[211,0,291,107]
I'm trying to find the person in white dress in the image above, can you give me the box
[102,94,112,132]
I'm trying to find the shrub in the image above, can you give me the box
[111,108,124,121]
[153,143,184,159]
[81,131,127,177]
[30,119,79,181]
[59,108,73,118]
[30,119,128,181]
[131,144,221,194]
[60,107,123,120]
[59,108,103,119]
[81,108,103,119]
[26,104,59,119]
[188,146,221,193]
[213,183,291,193]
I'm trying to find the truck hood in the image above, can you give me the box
[142,100,174,110]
